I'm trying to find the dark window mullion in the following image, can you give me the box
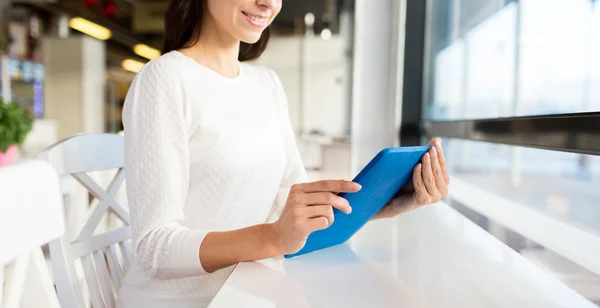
[424,112,600,156]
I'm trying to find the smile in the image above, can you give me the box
[242,11,268,27]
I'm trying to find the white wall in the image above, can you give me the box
[42,36,106,139]
[351,0,406,173]
[41,36,107,243]
[255,37,302,132]
[256,35,348,138]
[82,37,107,135]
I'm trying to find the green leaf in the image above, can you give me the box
[0,97,33,153]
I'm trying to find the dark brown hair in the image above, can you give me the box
[162,0,270,61]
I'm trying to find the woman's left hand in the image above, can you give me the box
[373,138,450,219]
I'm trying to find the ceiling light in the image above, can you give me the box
[134,44,161,60]
[304,13,315,26]
[122,59,145,73]
[69,17,111,40]
[321,28,332,40]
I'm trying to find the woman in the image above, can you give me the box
[117,0,450,306]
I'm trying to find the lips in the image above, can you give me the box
[242,11,268,26]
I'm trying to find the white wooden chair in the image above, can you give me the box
[39,133,132,308]
[0,160,65,308]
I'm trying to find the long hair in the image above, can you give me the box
[161,0,270,61]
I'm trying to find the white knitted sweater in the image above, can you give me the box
[117,51,308,307]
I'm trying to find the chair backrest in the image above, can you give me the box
[39,133,132,308]
[0,160,65,308]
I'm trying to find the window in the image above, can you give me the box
[422,0,600,304]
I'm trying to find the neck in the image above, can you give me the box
[180,17,241,78]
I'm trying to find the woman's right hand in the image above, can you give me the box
[271,180,362,255]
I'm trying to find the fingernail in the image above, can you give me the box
[348,206,353,214]
[351,183,362,190]
[431,146,437,155]
[424,153,429,162]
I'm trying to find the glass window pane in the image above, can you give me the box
[464,3,516,119]
[445,138,600,236]
[423,0,600,303]
[442,138,600,303]
[518,0,592,115]
[425,0,600,121]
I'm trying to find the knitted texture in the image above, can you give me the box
[117,51,308,307]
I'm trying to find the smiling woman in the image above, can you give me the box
[161,0,277,62]
[116,0,448,307]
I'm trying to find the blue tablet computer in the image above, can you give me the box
[284,146,431,259]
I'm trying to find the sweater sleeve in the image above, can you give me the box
[122,59,208,279]
[264,68,310,221]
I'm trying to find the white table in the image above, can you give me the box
[0,160,65,307]
[208,203,596,308]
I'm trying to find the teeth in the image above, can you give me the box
[244,12,266,24]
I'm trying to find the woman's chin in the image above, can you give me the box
[238,31,264,45]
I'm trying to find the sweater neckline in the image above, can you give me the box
[170,50,245,82]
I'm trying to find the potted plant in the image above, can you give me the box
[0,98,33,166]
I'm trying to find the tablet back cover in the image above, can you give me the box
[284,146,430,258]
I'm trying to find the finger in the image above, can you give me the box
[427,137,441,147]
[302,192,352,214]
[306,216,330,232]
[433,140,450,185]
[422,152,440,198]
[412,164,429,204]
[292,180,362,194]
[430,146,448,196]
[303,205,335,225]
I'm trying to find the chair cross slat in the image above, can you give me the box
[105,245,123,291]
[81,254,104,308]
[73,169,126,242]
[93,250,115,308]
[71,227,132,259]
[105,168,125,194]
[39,133,132,308]
[76,202,110,241]
[73,172,130,228]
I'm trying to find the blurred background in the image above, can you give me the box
[1,0,599,305]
